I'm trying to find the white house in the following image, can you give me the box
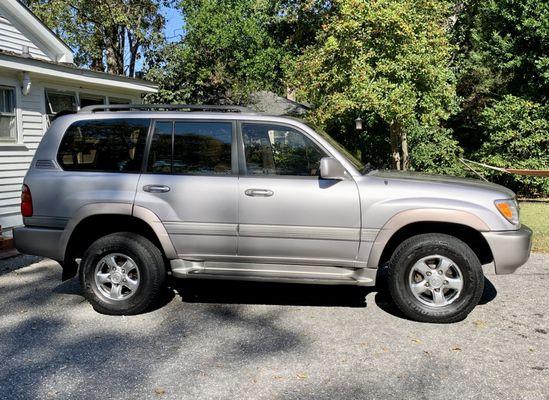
[0,0,158,230]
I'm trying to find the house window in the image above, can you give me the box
[80,93,105,108]
[0,86,17,142]
[45,89,78,121]
[108,97,131,105]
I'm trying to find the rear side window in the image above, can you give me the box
[57,119,150,173]
[147,121,233,175]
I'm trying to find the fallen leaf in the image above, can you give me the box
[296,373,309,380]
[473,320,487,329]
[451,347,461,352]
[411,338,422,344]
[155,388,166,396]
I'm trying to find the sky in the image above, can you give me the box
[162,6,185,43]
[134,6,184,72]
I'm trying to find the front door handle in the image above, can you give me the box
[143,184,171,193]
[245,188,274,197]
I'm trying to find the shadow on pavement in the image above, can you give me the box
[172,279,373,308]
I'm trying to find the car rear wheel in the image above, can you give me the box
[79,232,166,315]
[387,233,484,323]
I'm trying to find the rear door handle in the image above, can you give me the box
[245,188,274,197]
[143,184,171,193]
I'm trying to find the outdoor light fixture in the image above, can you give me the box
[355,117,363,131]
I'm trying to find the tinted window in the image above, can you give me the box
[57,119,150,173]
[174,122,232,175]
[147,121,233,175]
[147,121,173,173]
[242,123,326,176]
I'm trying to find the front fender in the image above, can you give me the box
[365,208,490,269]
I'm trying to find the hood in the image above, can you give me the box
[368,170,515,198]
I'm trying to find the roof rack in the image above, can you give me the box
[79,104,254,113]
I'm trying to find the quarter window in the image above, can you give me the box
[242,123,326,176]
[57,119,150,173]
[0,86,17,142]
[147,121,233,175]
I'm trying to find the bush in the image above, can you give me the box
[476,95,549,197]
[408,124,465,176]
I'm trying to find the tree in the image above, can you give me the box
[449,0,548,195]
[146,0,288,104]
[476,96,549,196]
[26,0,170,77]
[290,0,460,172]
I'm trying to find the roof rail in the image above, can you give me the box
[79,104,254,113]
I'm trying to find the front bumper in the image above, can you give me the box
[13,226,64,261]
[482,225,533,274]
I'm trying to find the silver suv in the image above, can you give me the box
[14,105,532,322]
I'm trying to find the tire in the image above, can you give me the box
[79,232,166,315]
[387,233,484,323]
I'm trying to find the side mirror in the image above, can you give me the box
[320,157,347,180]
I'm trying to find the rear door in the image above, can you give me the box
[134,119,239,258]
[236,121,361,267]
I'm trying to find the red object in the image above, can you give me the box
[21,184,33,217]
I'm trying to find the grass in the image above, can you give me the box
[520,201,549,253]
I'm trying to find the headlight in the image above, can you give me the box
[494,199,519,225]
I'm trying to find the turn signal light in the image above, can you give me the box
[494,199,519,225]
[21,184,33,217]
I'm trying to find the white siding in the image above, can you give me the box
[0,10,50,61]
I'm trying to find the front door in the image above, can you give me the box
[135,119,238,258]
[237,122,361,267]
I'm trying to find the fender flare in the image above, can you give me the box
[366,208,490,269]
[60,203,177,261]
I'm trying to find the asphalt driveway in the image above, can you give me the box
[0,254,547,400]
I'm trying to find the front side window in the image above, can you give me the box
[57,119,150,173]
[242,123,326,176]
[0,87,17,142]
[147,121,233,175]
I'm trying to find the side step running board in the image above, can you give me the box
[170,260,375,286]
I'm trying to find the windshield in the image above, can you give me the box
[302,121,369,174]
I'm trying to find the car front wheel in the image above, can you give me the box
[79,232,166,315]
[387,233,484,323]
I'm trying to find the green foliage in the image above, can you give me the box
[26,0,170,76]
[450,0,549,195]
[146,0,287,104]
[476,96,549,197]
[289,0,460,173]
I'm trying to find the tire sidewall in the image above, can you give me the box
[80,233,164,314]
[389,235,484,322]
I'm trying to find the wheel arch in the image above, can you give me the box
[367,209,494,269]
[60,204,176,279]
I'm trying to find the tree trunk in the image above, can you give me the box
[401,129,409,170]
[105,26,125,75]
[389,121,401,170]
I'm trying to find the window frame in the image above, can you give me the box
[0,85,18,143]
[236,120,333,178]
[79,93,106,108]
[142,118,239,177]
[56,118,152,174]
[45,88,78,123]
